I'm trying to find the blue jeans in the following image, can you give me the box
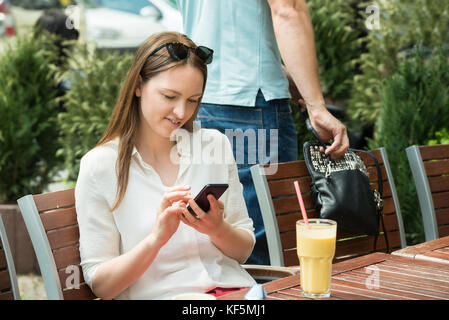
[196,91,298,265]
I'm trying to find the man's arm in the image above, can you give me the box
[268,0,349,157]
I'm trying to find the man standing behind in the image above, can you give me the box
[177,0,349,265]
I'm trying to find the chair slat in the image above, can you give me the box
[277,212,302,233]
[265,161,310,181]
[47,226,79,250]
[357,150,383,166]
[432,191,449,210]
[419,144,449,161]
[0,291,13,300]
[53,246,81,270]
[268,177,312,197]
[40,207,77,231]
[62,283,97,300]
[0,270,11,291]
[272,195,314,215]
[367,166,388,183]
[424,159,449,177]
[335,230,401,259]
[382,212,400,231]
[33,189,75,213]
[438,225,449,238]
[381,197,396,215]
[0,249,6,270]
[436,208,449,226]
[428,175,449,193]
[371,182,392,197]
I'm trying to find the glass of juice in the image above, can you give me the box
[296,219,337,298]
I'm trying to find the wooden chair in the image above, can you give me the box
[406,144,449,241]
[250,147,407,267]
[0,215,21,300]
[17,188,295,299]
[17,189,97,300]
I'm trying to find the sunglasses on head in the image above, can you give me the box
[148,42,214,65]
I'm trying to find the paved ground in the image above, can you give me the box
[18,273,46,300]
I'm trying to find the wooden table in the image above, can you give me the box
[392,236,449,264]
[219,253,449,300]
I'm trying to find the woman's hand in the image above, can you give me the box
[180,194,254,263]
[150,185,194,247]
[180,194,226,236]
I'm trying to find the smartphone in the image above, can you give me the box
[186,184,229,218]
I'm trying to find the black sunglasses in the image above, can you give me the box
[148,42,214,65]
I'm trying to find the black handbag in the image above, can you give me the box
[302,118,389,252]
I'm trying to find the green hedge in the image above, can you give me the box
[0,34,61,203]
[57,45,133,181]
[306,0,362,103]
[348,0,449,125]
[369,49,449,244]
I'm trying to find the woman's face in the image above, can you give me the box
[136,63,204,139]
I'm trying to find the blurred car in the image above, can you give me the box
[83,0,183,50]
[0,0,16,37]
[8,0,67,36]
[8,0,182,50]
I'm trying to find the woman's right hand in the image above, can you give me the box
[150,185,193,248]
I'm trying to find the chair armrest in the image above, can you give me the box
[243,264,299,283]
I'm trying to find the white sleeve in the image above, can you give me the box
[75,151,121,290]
[220,133,256,245]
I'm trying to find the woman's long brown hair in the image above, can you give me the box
[97,32,208,211]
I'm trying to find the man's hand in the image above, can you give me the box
[299,99,349,158]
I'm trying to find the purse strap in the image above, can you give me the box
[303,114,389,253]
[349,148,389,253]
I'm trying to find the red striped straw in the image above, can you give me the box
[293,180,310,227]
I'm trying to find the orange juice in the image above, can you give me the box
[296,219,336,298]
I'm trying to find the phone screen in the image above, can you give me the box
[186,184,229,217]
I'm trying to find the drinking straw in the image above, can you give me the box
[293,180,310,227]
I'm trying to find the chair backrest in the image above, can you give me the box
[17,189,97,300]
[0,215,21,300]
[406,144,449,241]
[251,147,407,267]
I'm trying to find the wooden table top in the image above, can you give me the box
[392,236,449,264]
[219,252,449,300]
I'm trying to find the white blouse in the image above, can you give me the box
[75,128,257,300]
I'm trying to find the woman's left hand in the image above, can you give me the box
[180,194,226,236]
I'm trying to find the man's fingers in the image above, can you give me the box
[325,129,349,159]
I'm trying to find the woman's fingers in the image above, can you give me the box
[187,199,206,219]
[160,186,193,209]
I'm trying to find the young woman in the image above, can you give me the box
[75,32,257,300]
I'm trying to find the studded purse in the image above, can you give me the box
[302,119,388,251]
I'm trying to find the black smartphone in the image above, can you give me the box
[186,184,229,218]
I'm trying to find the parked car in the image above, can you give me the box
[83,0,183,50]
[8,0,182,50]
[0,0,16,37]
[8,0,65,36]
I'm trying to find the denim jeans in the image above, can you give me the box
[196,90,298,265]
